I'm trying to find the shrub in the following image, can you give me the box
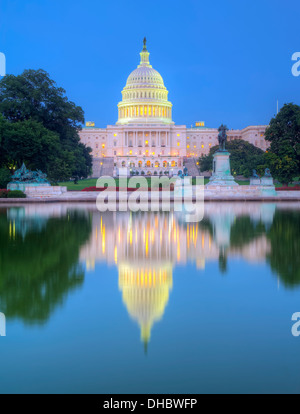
[7,190,26,198]
[0,189,10,198]
[276,186,300,191]
[0,168,12,188]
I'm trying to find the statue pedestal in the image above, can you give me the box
[7,182,51,192]
[249,176,276,195]
[250,178,261,186]
[260,176,276,196]
[207,151,238,186]
[261,176,274,186]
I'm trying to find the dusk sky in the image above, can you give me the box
[1,0,299,129]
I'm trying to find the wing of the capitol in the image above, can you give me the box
[79,39,268,177]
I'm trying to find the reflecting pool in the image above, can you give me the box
[0,202,300,394]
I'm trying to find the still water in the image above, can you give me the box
[0,202,299,394]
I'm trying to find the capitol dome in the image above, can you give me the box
[117,39,173,125]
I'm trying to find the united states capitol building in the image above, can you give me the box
[79,39,268,177]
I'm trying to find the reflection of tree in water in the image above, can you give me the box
[230,217,266,248]
[267,211,300,289]
[0,210,91,324]
[218,249,227,274]
[199,210,300,288]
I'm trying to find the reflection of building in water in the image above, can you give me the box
[118,262,172,349]
[80,203,276,346]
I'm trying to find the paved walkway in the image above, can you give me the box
[0,190,300,203]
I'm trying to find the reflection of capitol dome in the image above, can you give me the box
[118,262,173,349]
[117,38,173,125]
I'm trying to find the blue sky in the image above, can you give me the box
[1,0,299,129]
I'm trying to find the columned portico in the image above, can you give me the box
[79,39,268,177]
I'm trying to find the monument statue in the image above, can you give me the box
[177,167,188,179]
[217,124,228,152]
[252,169,259,178]
[207,124,237,186]
[264,168,272,177]
[11,163,49,184]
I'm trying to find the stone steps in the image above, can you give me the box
[92,157,114,177]
[183,157,199,177]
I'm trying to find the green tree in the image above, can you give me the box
[265,103,300,184]
[0,167,11,188]
[0,69,92,179]
[265,152,298,186]
[2,119,61,171]
[0,209,92,324]
[199,139,266,178]
[266,211,300,288]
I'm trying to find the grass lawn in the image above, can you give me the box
[59,177,299,191]
[58,178,98,191]
[59,177,157,191]
[59,177,248,191]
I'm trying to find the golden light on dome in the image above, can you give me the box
[118,263,173,347]
[114,246,118,264]
[102,225,106,253]
[117,39,173,125]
